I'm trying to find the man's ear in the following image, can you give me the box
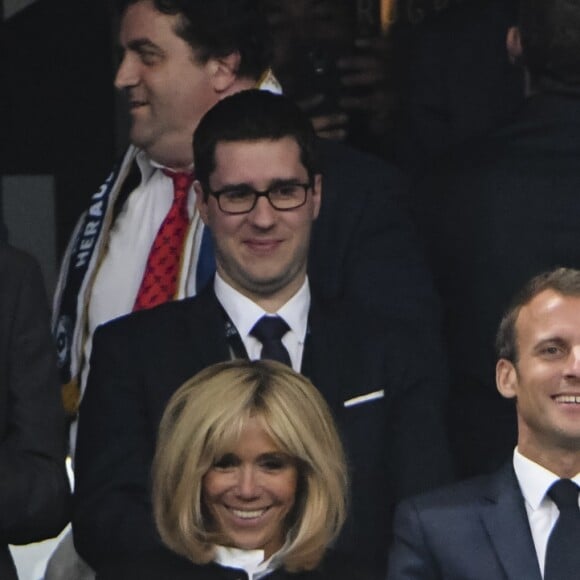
[194,180,210,225]
[208,52,241,93]
[312,174,322,220]
[506,26,523,65]
[496,358,518,399]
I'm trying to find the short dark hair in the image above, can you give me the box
[519,0,580,91]
[193,90,319,192]
[117,0,271,80]
[496,267,580,362]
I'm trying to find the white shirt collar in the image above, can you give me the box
[513,447,580,510]
[214,545,268,574]
[135,149,194,182]
[214,273,310,343]
[276,280,310,343]
[135,149,156,184]
[213,544,286,579]
[257,68,283,95]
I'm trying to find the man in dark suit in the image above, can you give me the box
[73,90,453,576]
[53,0,440,426]
[412,0,580,478]
[0,243,70,580]
[388,267,580,579]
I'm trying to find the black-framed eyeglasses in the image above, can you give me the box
[207,181,312,215]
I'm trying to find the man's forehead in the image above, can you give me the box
[210,138,308,185]
[214,138,302,162]
[516,289,580,340]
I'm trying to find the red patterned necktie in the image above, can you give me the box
[133,169,194,311]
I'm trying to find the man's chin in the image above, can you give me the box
[128,123,155,152]
[240,271,304,300]
[217,256,307,302]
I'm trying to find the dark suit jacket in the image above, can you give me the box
[73,285,453,575]
[387,463,542,580]
[97,547,377,580]
[0,244,71,579]
[312,139,441,329]
[393,0,523,173]
[413,92,580,478]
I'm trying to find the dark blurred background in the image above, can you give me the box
[1,0,522,293]
[1,0,119,291]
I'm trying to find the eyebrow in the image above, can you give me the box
[214,177,308,190]
[125,38,164,54]
[257,452,296,465]
[213,451,289,463]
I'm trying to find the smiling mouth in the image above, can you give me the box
[245,240,281,252]
[553,395,580,404]
[128,99,148,111]
[229,507,270,520]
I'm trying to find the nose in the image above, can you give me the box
[114,53,139,90]
[235,466,260,499]
[248,196,277,229]
[565,346,580,378]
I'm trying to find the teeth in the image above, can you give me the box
[554,395,580,404]
[231,508,267,519]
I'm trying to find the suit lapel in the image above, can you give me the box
[183,288,346,413]
[300,299,342,412]
[479,463,542,580]
[182,284,233,368]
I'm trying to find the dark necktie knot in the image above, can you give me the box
[251,315,290,342]
[548,479,580,511]
[250,316,291,367]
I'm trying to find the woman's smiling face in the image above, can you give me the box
[202,416,298,558]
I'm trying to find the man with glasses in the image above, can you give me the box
[74,90,453,576]
[54,0,441,432]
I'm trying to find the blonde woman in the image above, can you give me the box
[98,360,371,579]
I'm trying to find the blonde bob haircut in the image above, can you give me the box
[152,359,348,572]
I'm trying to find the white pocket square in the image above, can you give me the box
[343,389,384,408]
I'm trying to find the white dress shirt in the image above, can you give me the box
[89,151,199,326]
[82,152,202,384]
[513,447,580,577]
[214,273,310,372]
[214,545,284,579]
[68,152,203,455]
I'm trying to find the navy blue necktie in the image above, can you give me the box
[544,478,580,580]
[250,316,291,367]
